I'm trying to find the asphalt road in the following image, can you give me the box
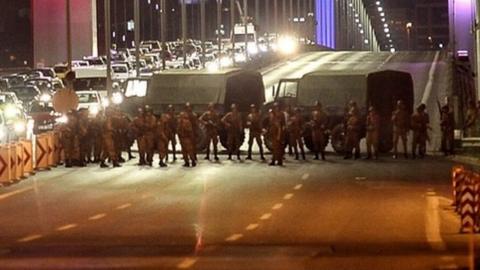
[0,51,475,270]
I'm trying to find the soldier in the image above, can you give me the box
[440,105,455,156]
[90,113,104,163]
[177,112,196,167]
[246,104,265,160]
[185,103,199,161]
[100,108,121,168]
[411,104,430,159]
[392,100,409,159]
[199,103,220,160]
[111,106,126,163]
[165,105,177,162]
[268,103,286,166]
[77,108,90,166]
[222,104,243,160]
[464,101,477,137]
[156,113,169,167]
[60,110,78,168]
[344,101,361,160]
[131,107,146,165]
[143,106,157,166]
[287,107,306,160]
[311,101,328,160]
[365,106,380,159]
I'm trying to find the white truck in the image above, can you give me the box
[231,23,258,55]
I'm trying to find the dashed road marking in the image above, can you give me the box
[225,233,243,242]
[425,195,446,251]
[272,203,283,210]
[0,186,34,201]
[426,191,436,196]
[301,173,310,180]
[17,234,43,243]
[56,223,78,231]
[88,213,107,221]
[116,203,132,210]
[283,193,294,200]
[245,223,259,231]
[177,257,197,269]
[294,184,303,190]
[260,213,272,220]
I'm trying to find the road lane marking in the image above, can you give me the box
[260,213,272,220]
[88,213,107,221]
[245,223,259,231]
[17,234,43,243]
[425,195,446,251]
[56,223,78,231]
[116,203,132,210]
[301,173,310,180]
[177,257,197,269]
[426,191,436,196]
[421,51,440,105]
[283,193,294,200]
[0,186,34,201]
[294,184,303,190]
[377,53,395,70]
[272,203,283,210]
[225,234,243,242]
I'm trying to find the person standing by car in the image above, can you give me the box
[222,104,243,161]
[411,104,430,159]
[392,100,409,159]
[246,104,265,161]
[177,112,196,167]
[311,101,328,161]
[365,106,380,160]
[199,103,220,161]
[287,107,306,160]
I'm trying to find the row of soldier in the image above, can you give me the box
[56,99,454,168]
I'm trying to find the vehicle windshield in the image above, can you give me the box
[112,66,128,73]
[54,66,68,73]
[233,33,255,43]
[77,92,99,103]
[74,78,107,91]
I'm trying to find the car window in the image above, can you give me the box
[77,93,99,103]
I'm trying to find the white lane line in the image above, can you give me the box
[294,184,303,190]
[426,191,436,196]
[225,233,243,242]
[245,223,259,231]
[260,213,272,220]
[421,51,440,105]
[17,234,43,243]
[377,53,395,70]
[0,186,34,201]
[88,213,107,221]
[272,203,283,210]
[301,173,310,180]
[56,223,78,231]
[425,195,447,251]
[116,203,132,210]
[176,257,197,269]
[283,193,294,200]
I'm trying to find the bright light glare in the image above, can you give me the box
[390,48,396,53]
[14,121,25,133]
[247,44,259,55]
[4,105,18,119]
[89,105,99,116]
[277,36,297,55]
[112,92,124,105]
[56,115,68,124]
[40,93,51,103]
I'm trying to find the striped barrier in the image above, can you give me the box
[20,140,34,176]
[35,134,49,170]
[15,143,24,180]
[0,145,10,184]
[46,132,55,167]
[8,144,18,182]
[452,166,480,233]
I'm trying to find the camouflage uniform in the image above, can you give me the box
[221,104,243,160]
[131,109,147,165]
[440,105,455,156]
[143,109,157,166]
[246,104,265,160]
[311,102,328,160]
[287,108,306,160]
[344,102,361,159]
[411,104,430,159]
[199,103,220,161]
[156,114,169,167]
[165,105,177,161]
[392,101,409,159]
[366,107,380,159]
[268,107,286,166]
[100,109,121,168]
[177,112,196,167]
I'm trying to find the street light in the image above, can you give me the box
[406,22,413,50]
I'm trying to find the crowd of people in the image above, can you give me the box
[55,99,457,169]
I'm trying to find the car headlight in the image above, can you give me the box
[112,92,124,105]
[247,44,259,55]
[103,99,110,107]
[4,105,18,119]
[40,93,52,103]
[56,115,68,124]
[278,36,298,55]
[89,105,100,116]
[14,121,26,133]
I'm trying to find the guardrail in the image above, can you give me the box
[0,131,61,187]
[451,165,480,233]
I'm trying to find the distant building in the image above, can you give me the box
[413,0,449,51]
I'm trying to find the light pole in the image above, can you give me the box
[66,0,72,71]
[244,0,248,61]
[406,22,412,51]
[134,0,141,77]
[217,0,222,69]
[104,0,112,97]
[230,0,236,66]
[160,0,166,70]
[181,0,187,68]
[201,0,206,68]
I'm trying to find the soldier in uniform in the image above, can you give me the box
[344,101,361,159]
[268,103,286,166]
[143,106,157,166]
[90,112,104,163]
[311,101,328,160]
[221,104,243,160]
[392,100,409,159]
[365,106,380,159]
[411,104,430,159]
[100,108,121,168]
[464,101,477,137]
[165,105,177,162]
[440,105,455,156]
[185,103,199,161]
[199,103,220,161]
[131,107,147,165]
[60,110,78,168]
[77,108,90,166]
[246,104,265,160]
[156,113,169,167]
[177,112,196,167]
[287,107,306,160]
